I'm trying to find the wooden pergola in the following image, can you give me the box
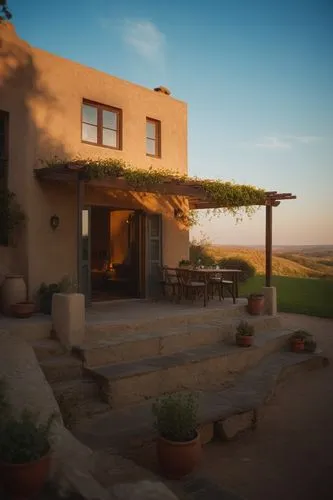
[35,164,296,290]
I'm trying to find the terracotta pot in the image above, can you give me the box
[0,453,50,500]
[291,339,305,353]
[11,301,35,319]
[157,433,201,479]
[247,294,264,315]
[236,335,253,347]
[1,275,27,316]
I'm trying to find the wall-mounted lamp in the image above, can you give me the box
[50,214,60,231]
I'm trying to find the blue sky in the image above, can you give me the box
[10,0,333,245]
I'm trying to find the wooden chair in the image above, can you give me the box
[176,268,207,307]
[209,272,236,304]
[159,266,179,301]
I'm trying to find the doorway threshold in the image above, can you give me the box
[90,298,148,307]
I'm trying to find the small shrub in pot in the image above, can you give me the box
[290,330,316,353]
[236,320,255,347]
[0,385,55,500]
[152,393,201,478]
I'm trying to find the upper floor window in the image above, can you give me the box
[81,100,122,149]
[0,110,9,190]
[146,118,161,157]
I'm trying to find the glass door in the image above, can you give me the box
[146,214,162,297]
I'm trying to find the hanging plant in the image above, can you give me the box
[43,157,266,224]
[0,189,25,245]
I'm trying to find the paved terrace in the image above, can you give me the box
[0,298,247,343]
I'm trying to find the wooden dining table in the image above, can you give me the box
[171,267,242,301]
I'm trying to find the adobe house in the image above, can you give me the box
[0,22,294,306]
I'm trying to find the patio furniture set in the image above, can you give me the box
[160,266,242,307]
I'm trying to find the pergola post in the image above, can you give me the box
[265,203,273,287]
[76,174,84,293]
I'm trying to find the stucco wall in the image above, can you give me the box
[0,23,188,296]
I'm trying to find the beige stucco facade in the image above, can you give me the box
[0,23,189,298]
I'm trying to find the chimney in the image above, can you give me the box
[154,86,171,96]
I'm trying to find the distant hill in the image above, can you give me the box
[204,245,333,278]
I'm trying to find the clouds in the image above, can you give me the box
[100,17,166,72]
[121,20,166,65]
[241,135,323,150]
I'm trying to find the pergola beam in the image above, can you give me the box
[35,164,296,209]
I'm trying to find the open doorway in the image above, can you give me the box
[90,207,143,301]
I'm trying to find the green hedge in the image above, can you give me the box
[218,257,256,283]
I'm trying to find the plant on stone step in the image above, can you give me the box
[236,320,255,337]
[290,330,316,352]
[152,393,198,442]
[290,330,312,343]
[0,410,56,464]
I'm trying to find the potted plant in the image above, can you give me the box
[236,320,255,347]
[290,330,316,353]
[247,293,264,315]
[0,402,55,499]
[38,283,60,315]
[38,276,76,315]
[289,330,307,352]
[11,301,36,319]
[152,393,201,479]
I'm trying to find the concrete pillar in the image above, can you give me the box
[262,286,277,316]
[52,293,85,347]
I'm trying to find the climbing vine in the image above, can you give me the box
[43,157,266,226]
[0,189,25,245]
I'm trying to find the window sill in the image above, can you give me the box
[146,153,161,159]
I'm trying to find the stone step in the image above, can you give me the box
[32,339,65,361]
[0,315,51,341]
[52,378,99,403]
[82,315,281,368]
[86,328,293,409]
[85,302,247,339]
[51,379,109,429]
[40,355,83,384]
[76,351,329,451]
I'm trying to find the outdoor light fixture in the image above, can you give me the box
[50,214,60,230]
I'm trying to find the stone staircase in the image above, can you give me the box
[23,306,328,442]
[32,339,109,426]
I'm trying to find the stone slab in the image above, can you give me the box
[76,351,329,452]
[214,410,256,441]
